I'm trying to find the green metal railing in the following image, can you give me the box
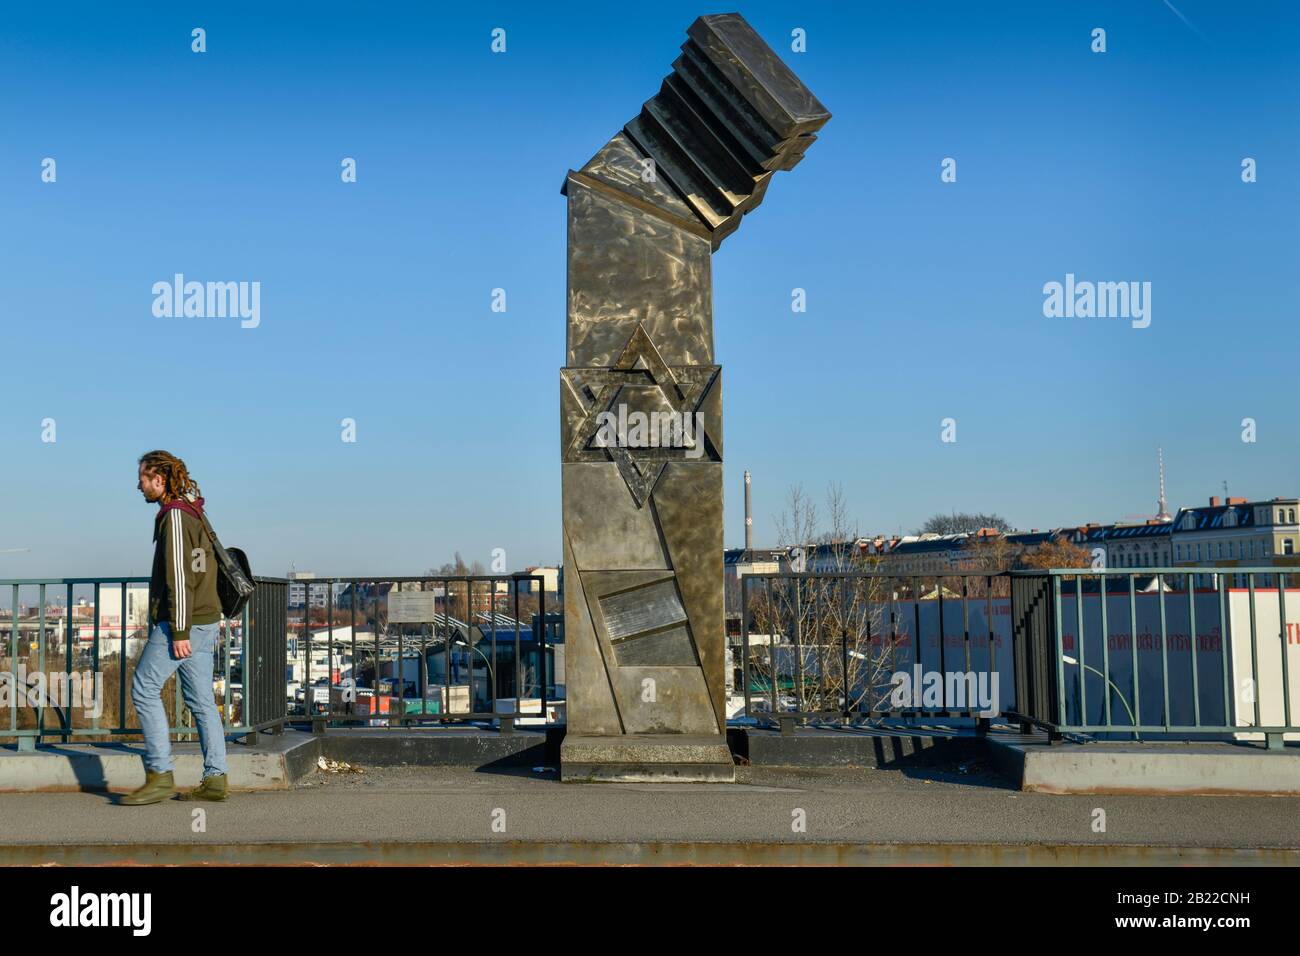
[2,576,287,751]
[1008,567,1299,749]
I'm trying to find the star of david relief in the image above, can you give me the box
[562,323,720,508]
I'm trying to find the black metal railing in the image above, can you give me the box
[737,571,1011,728]
[2,575,286,747]
[243,577,288,732]
[288,575,559,732]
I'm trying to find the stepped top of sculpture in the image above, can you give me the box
[564,12,830,249]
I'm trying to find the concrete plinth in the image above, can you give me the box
[560,734,735,783]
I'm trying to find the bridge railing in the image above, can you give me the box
[287,575,559,733]
[1,576,287,749]
[736,571,1012,730]
[736,567,1300,747]
[1007,568,1300,748]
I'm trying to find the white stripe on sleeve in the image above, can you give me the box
[170,510,187,630]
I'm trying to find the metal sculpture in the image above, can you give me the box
[560,13,829,781]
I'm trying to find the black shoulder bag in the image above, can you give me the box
[197,508,256,618]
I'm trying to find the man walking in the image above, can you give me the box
[122,450,230,804]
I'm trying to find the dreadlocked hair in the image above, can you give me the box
[138,450,201,502]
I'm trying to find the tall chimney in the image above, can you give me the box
[744,470,753,551]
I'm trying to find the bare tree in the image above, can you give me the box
[743,483,895,722]
[918,512,1010,536]
[427,552,486,578]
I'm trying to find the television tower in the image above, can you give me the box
[1155,448,1172,522]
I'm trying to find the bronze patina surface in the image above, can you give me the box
[560,13,829,780]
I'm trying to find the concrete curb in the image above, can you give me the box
[987,737,1300,795]
[4,840,1297,866]
[0,736,300,793]
[737,727,986,769]
[5,727,1298,795]
[0,728,561,793]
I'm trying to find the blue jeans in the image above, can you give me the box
[130,621,228,778]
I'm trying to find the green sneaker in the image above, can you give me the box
[120,770,176,806]
[177,773,228,802]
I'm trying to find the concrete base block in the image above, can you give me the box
[560,734,736,783]
[738,727,983,769]
[0,728,566,792]
[988,737,1300,795]
[319,727,557,770]
[0,734,304,793]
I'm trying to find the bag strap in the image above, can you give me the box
[196,507,222,552]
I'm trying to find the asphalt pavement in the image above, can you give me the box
[1,761,1296,864]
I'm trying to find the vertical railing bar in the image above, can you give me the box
[741,575,751,719]
[1188,571,1200,728]
[538,579,548,722]
[240,585,250,730]
[851,579,863,722]
[239,595,249,729]
[350,581,358,723]
[90,581,101,734]
[396,582,406,725]
[1099,572,1110,729]
[767,578,776,723]
[1052,575,1065,729]
[443,580,452,723]
[487,580,498,712]
[414,580,426,723]
[937,577,947,714]
[960,576,971,715]
[370,581,383,728]
[1248,573,1261,731]
[1218,573,1230,733]
[888,577,898,714]
[509,574,520,712]
[64,581,74,741]
[512,578,522,717]
[813,576,823,719]
[468,580,478,717]
[221,585,232,729]
[327,581,335,724]
[792,576,803,717]
[303,583,311,726]
[62,582,74,738]
[986,575,995,720]
[120,583,131,735]
[38,584,47,743]
[11,584,20,734]
[1074,573,1086,729]
[1278,575,1291,731]
[512,582,522,717]
[1129,574,1140,736]
[912,577,922,715]
[1158,572,1171,732]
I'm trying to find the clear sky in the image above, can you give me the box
[1,1,1297,579]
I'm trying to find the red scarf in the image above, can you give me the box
[154,496,205,539]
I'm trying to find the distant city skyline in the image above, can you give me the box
[2,1,1297,577]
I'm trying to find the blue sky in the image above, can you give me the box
[1,1,1297,578]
